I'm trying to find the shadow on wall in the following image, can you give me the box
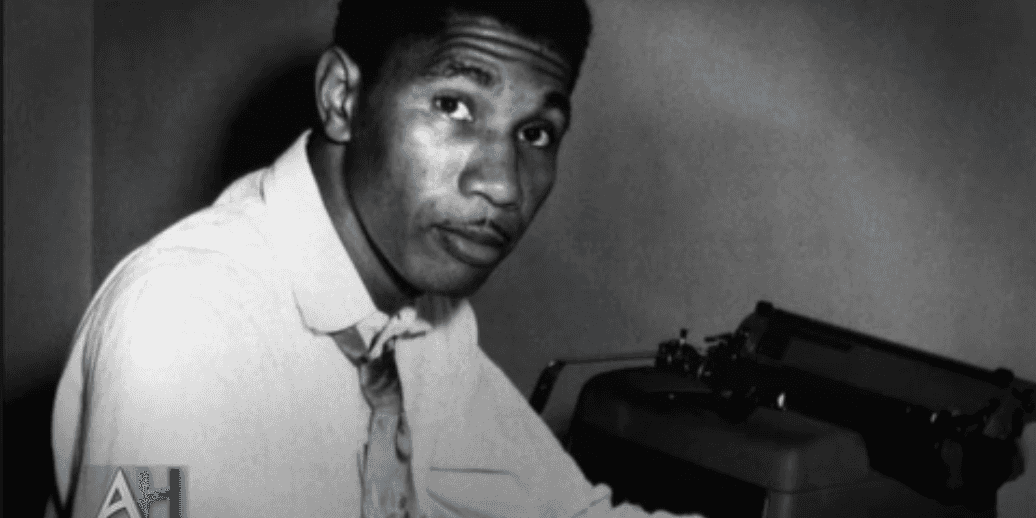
[212,54,321,198]
[4,53,321,518]
[4,379,60,516]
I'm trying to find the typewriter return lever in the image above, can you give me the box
[529,350,657,414]
[529,329,707,414]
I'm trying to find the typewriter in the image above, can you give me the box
[530,301,1036,518]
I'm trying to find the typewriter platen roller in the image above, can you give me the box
[532,301,1036,518]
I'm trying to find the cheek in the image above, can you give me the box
[520,159,558,215]
[398,120,474,201]
[525,178,555,220]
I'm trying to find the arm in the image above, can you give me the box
[63,260,294,517]
[433,351,706,518]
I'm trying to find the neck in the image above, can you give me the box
[307,132,415,315]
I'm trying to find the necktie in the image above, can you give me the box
[333,326,418,518]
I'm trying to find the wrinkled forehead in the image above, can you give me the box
[434,13,574,87]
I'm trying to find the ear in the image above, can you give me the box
[314,46,362,144]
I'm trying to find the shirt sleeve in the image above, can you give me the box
[67,256,293,517]
[468,355,705,518]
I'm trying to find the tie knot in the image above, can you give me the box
[359,340,403,411]
[333,309,429,411]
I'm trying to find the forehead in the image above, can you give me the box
[388,15,574,95]
[438,15,572,84]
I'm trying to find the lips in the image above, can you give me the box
[435,222,512,267]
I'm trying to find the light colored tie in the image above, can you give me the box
[334,326,418,518]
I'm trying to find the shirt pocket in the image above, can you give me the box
[424,467,534,518]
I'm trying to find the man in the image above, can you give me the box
[49,1,705,517]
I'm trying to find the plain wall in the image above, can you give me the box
[4,0,94,404]
[3,0,93,514]
[4,0,1034,515]
[92,0,336,288]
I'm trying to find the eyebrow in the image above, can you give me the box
[421,56,498,88]
[544,91,571,122]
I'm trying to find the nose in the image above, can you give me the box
[459,133,521,209]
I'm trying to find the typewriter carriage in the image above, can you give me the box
[533,301,1036,517]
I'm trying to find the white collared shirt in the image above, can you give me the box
[50,131,683,518]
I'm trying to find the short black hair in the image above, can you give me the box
[333,1,593,91]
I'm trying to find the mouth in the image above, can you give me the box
[434,222,512,267]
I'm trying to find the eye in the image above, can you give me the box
[518,126,554,148]
[433,96,473,122]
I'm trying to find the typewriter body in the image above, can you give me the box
[531,302,1036,518]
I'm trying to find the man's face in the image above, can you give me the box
[347,17,574,297]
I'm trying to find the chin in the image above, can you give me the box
[412,266,493,299]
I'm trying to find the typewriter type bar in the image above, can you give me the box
[666,301,1036,508]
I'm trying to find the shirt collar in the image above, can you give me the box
[262,130,381,334]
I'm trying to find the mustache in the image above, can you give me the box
[437,213,522,247]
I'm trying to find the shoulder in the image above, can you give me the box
[85,169,285,333]
[148,172,278,274]
[78,233,293,378]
